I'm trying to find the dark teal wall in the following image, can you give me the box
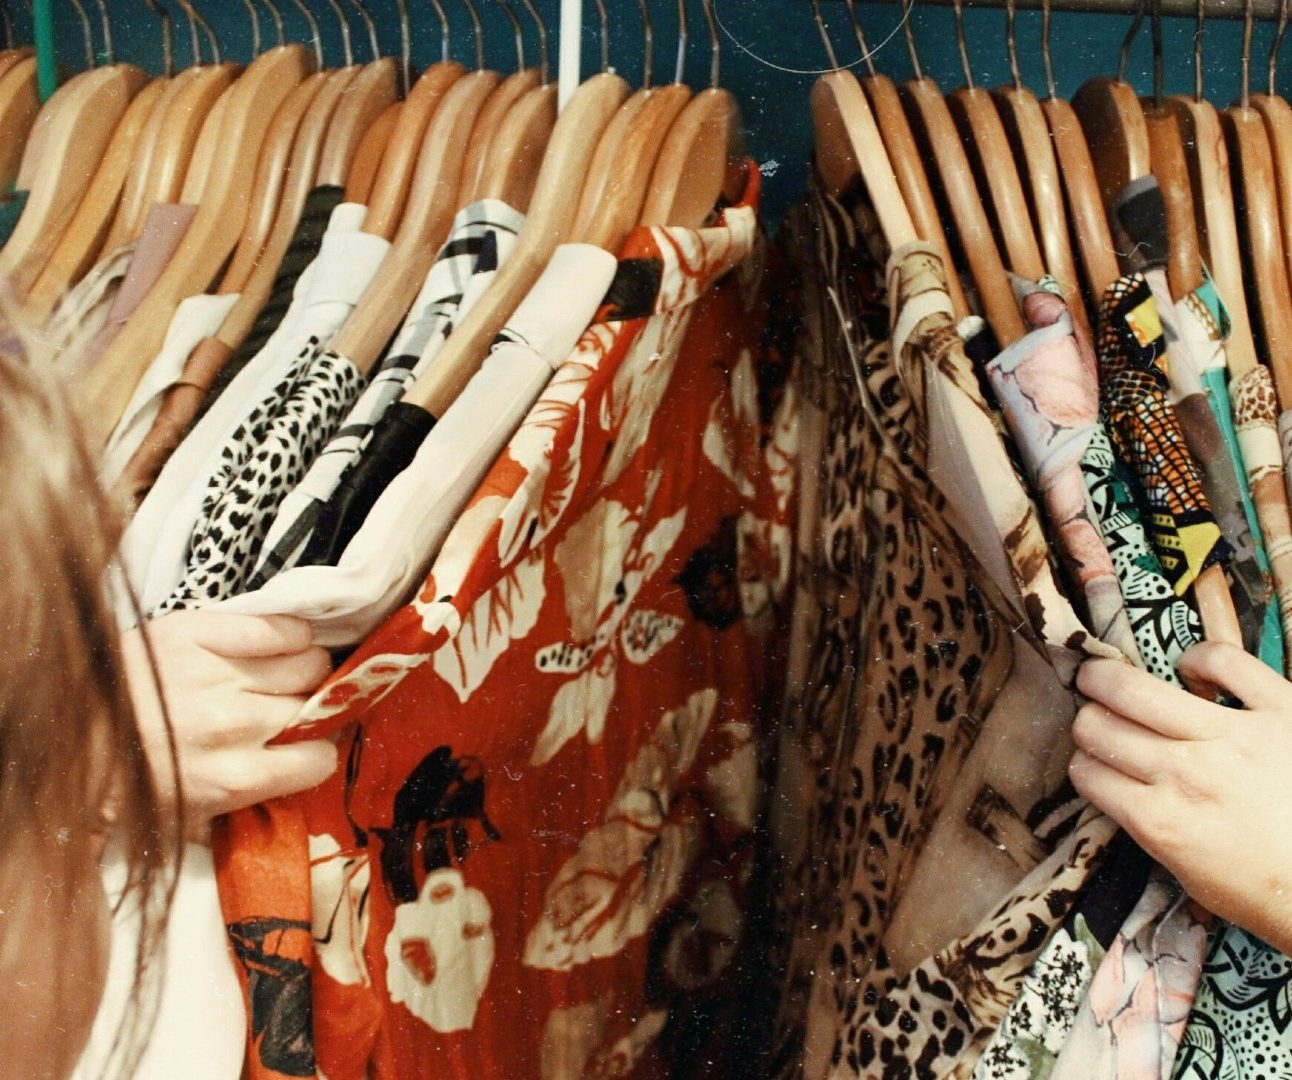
[24,0,1291,222]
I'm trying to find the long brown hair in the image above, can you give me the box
[0,325,180,1079]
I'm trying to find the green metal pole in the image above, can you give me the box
[33,0,56,103]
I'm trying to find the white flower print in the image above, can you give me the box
[298,651,432,733]
[384,868,495,1033]
[540,1000,669,1079]
[412,494,510,636]
[530,478,688,766]
[702,721,757,832]
[431,548,547,703]
[702,348,759,499]
[524,689,718,972]
[309,834,371,988]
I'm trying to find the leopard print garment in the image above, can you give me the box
[157,344,366,612]
[767,181,1123,1079]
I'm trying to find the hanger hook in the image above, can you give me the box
[1242,0,1255,108]
[518,0,546,82]
[494,0,525,73]
[952,0,975,89]
[0,0,12,50]
[636,0,652,87]
[589,0,608,72]
[1118,0,1147,84]
[348,0,379,62]
[67,0,95,67]
[141,0,174,75]
[1151,0,1164,108]
[392,0,410,90]
[1005,0,1022,90]
[287,0,323,68]
[674,0,689,83]
[90,0,113,64]
[1271,0,1288,95]
[241,0,262,56]
[1194,0,1205,100]
[700,0,719,87]
[1041,0,1057,97]
[842,0,876,78]
[320,0,354,66]
[176,0,220,64]
[461,0,484,70]
[260,0,285,47]
[810,0,839,71]
[426,0,450,63]
[903,0,925,79]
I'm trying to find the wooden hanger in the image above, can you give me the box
[861,70,970,322]
[210,62,355,354]
[1252,0,1292,301]
[903,76,1026,345]
[471,80,558,210]
[577,82,691,248]
[459,67,540,201]
[329,67,505,376]
[943,0,1045,282]
[360,60,465,238]
[315,59,399,188]
[0,64,150,293]
[640,85,744,229]
[0,45,32,89]
[179,84,235,206]
[1145,107,1204,299]
[346,99,402,204]
[1073,76,1151,210]
[78,44,310,446]
[401,70,628,416]
[101,67,199,252]
[25,76,169,320]
[0,57,40,196]
[218,70,328,295]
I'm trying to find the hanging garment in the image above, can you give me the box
[1096,273,1229,594]
[213,161,794,1080]
[116,199,390,624]
[1080,426,1203,684]
[246,197,525,586]
[99,292,240,488]
[984,278,1140,662]
[766,175,1124,1080]
[107,187,345,510]
[1109,177,1272,659]
[1230,363,1292,676]
[215,243,619,647]
[48,202,196,376]
[191,185,345,425]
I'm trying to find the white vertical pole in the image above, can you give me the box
[559,0,582,111]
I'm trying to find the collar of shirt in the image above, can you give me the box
[100,292,241,486]
[45,241,137,371]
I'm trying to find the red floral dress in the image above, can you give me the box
[214,163,799,1080]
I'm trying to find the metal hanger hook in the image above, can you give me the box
[842,0,876,78]
[287,0,323,68]
[494,0,525,73]
[1151,0,1164,108]
[321,0,354,66]
[518,0,546,82]
[260,0,285,48]
[90,0,114,64]
[392,0,410,92]
[952,0,974,89]
[240,0,262,56]
[903,0,925,80]
[141,0,174,75]
[426,0,450,63]
[1041,0,1057,97]
[1241,0,1255,107]
[0,0,12,50]
[176,0,220,64]
[1118,0,1147,84]
[67,0,95,67]
[701,0,720,87]
[1005,0,1023,90]
[1270,0,1288,95]
[637,0,652,87]
[592,0,609,72]
[461,0,485,70]
[349,0,380,62]
[675,0,689,84]
[1194,0,1205,101]
[810,0,839,71]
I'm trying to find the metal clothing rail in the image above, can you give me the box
[33,0,56,101]
[832,0,1287,20]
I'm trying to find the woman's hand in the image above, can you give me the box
[122,611,337,840]
[1071,643,1292,953]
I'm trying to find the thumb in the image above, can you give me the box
[158,611,316,660]
[1177,641,1290,711]
[244,740,340,806]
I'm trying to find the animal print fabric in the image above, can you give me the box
[213,162,797,1080]
[766,177,1124,1080]
[155,345,365,612]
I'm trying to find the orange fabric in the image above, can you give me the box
[214,165,798,1079]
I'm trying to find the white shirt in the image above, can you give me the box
[117,202,390,627]
[217,243,617,646]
